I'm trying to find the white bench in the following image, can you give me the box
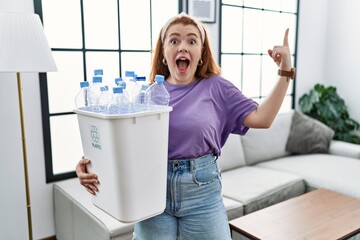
[54,178,134,240]
[54,178,245,240]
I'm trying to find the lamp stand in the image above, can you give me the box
[16,72,33,240]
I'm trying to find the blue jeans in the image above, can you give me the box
[134,154,231,240]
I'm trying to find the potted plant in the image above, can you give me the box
[299,83,360,144]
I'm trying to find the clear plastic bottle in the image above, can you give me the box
[133,76,147,96]
[131,76,142,99]
[115,77,129,100]
[88,76,105,112]
[145,74,170,106]
[115,77,126,89]
[75,81,90,110]
[123,71,137,102]
[98,85,110,113]
[133,76,149,111]
[124,70,135,82]
[106,86,132,114]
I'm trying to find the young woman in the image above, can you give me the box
[76,12,294,240]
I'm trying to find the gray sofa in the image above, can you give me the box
[54,110,360,240]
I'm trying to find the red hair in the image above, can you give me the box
[149,15,221,83]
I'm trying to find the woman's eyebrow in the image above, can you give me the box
[168,32,199,39]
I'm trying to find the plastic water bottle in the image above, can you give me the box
[106,86,132,114]
[88,76,105,112]
[115,77,126,89]
[133,76,147,96]
[98,85,110,113]
[115,77,130,101]
[123,71,137,102]
[133,76,149,111]
[75,81,90,110]
[132,76,145,100]
[145,74,170,106]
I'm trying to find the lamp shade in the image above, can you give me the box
[0,11,57,72]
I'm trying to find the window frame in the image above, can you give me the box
[218,0,299,108]
[34,0,183,183]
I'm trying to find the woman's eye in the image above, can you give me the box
[170,39,179,45]
[189,39,197,45]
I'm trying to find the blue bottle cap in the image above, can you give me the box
[116,78,126,89]
[100,86,108,92]
[113,86,123,94]
[136,76,146,81]
[93,76,102,83]
[155,75,165,83]
[115,77,122,84]
[125,71,135,77]
[94,69,103,76]
[80,81,89,88]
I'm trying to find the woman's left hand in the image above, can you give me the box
[268,28,292,71]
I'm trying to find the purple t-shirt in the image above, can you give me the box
[165,75,258,160]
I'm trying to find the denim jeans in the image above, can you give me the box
[133,154,232,240]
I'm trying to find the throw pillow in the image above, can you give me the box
[286,111,335,154]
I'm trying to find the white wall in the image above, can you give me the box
[296,0,360,124]
[0,0,55,239]
[324,0,360,122]
[1,0,359,239]
[295,0,329,108]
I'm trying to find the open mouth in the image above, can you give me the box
[176,57,190,71]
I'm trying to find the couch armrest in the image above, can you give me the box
[329,140,360,159]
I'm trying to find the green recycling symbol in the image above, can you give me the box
[90,125,101,150]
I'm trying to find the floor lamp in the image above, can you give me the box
[0,12,57,240]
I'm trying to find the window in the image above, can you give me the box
[219,0,299,111]
[34,0,181,182]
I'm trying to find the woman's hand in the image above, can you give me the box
[244,28,294,129]
[268,28,292,71]
[75,158,99,195]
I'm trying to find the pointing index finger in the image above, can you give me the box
[283,28,289,47]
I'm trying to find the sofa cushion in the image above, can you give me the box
[286,111,334,154]
[221,166,305,214]
[218,133,246,171]
[241,110,293,165]
[329,140,360,159]
[222,196,244,221]
[255,154,360,199]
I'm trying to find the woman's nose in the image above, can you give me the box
[177,47,188,53]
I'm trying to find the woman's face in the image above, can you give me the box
[162,23,203,85]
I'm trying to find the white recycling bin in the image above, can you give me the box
[74,106,172,223]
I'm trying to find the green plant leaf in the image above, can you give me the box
[299,89,320,113]
[299,84,360,144]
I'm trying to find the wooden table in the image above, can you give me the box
[229,189,360,240]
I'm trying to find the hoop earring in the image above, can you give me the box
[198,59,203,66]
[162,58,168,65]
